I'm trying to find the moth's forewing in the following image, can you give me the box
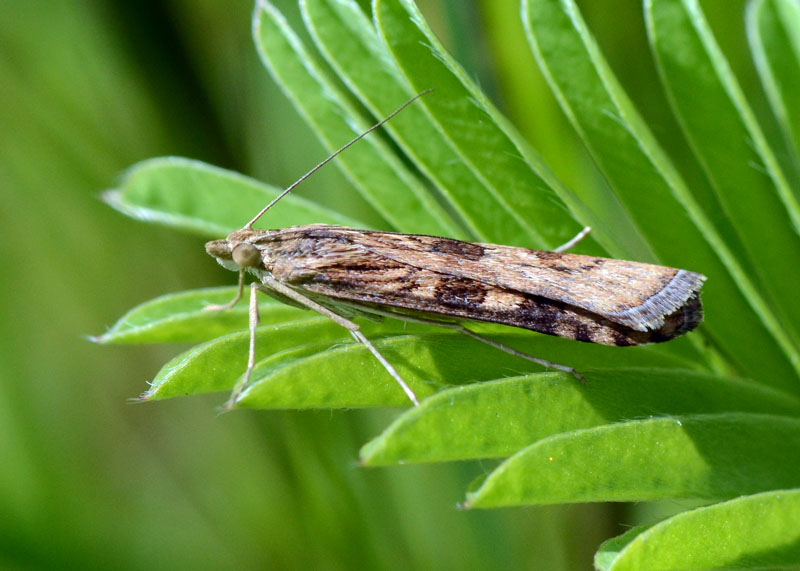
[239,226,704,346]
[341,229,706,332]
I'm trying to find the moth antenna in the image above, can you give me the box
[243,88,434,230]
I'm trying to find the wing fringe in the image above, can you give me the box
[607,270,706,331]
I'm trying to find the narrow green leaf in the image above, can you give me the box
[647,0,800,351]
[252,1,460,237]
[748,0,800,175]
[605,489,800,570]
[522,0,723,263]
[522,0,799,385]
[142,309,700,408]
[299,0,484,242]
[93,287,305,344]
[105,157,361,236]
[374,0,591,251]
[237,334,446,408]
[465,413,800,507]
[361,369,800,464]
[302,0,622,250]
[235,335,699,410]
[142,318,432,401]
[142,317,334,399]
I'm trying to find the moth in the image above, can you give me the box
[205,93,706,407]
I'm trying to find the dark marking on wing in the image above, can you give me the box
[296,258,698,346]
[434,278,487,307]
[342,228,706,332]
[430,238,485,261]
[572,322,592,343]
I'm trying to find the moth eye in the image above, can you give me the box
[232,243,260,267]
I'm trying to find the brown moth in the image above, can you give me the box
[205,93,706,407]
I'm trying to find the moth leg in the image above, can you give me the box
[224,282,261,409]
[455,325,587,384]
[554,226,591,253]
[204,269,245,311]
[245,275,419,407]
[368,311,587,384]
[349,329,419,406]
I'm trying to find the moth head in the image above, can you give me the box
[205,238,261,272]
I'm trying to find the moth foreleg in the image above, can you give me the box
[554,226,591,253]
[224,282,261,409]
[255,275,420,407]
[456,325,587,384]
[204,269,245,311]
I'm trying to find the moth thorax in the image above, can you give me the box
[232,243,260,267]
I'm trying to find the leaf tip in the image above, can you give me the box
[85,333,106,344]
[456,499,472,510]
[138,385,160,402]
[358,438,383,466]
[100,188,123,209]
[217,399,236,414]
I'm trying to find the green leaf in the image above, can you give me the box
[522,0,718,263]
[747,0,800,185]
[141,317,345,399]
[464,413,800,507]
[600,489,800,570]
[594,525,652,571]
[361,369,800,464]
[301,0,623,252]
[373,0,592,251]
[141,317,450,401]
[522,0,799,386]
[252,1,460,237]
[93,287,305,344]
[747,0,800,176]
[646,0,800,359]
[105,157,361,236]
[236,334,700,410]
[143,318,692,407]
[297,0,485,243]
[237,334,447,408]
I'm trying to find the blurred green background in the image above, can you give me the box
[0,0,755,568]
